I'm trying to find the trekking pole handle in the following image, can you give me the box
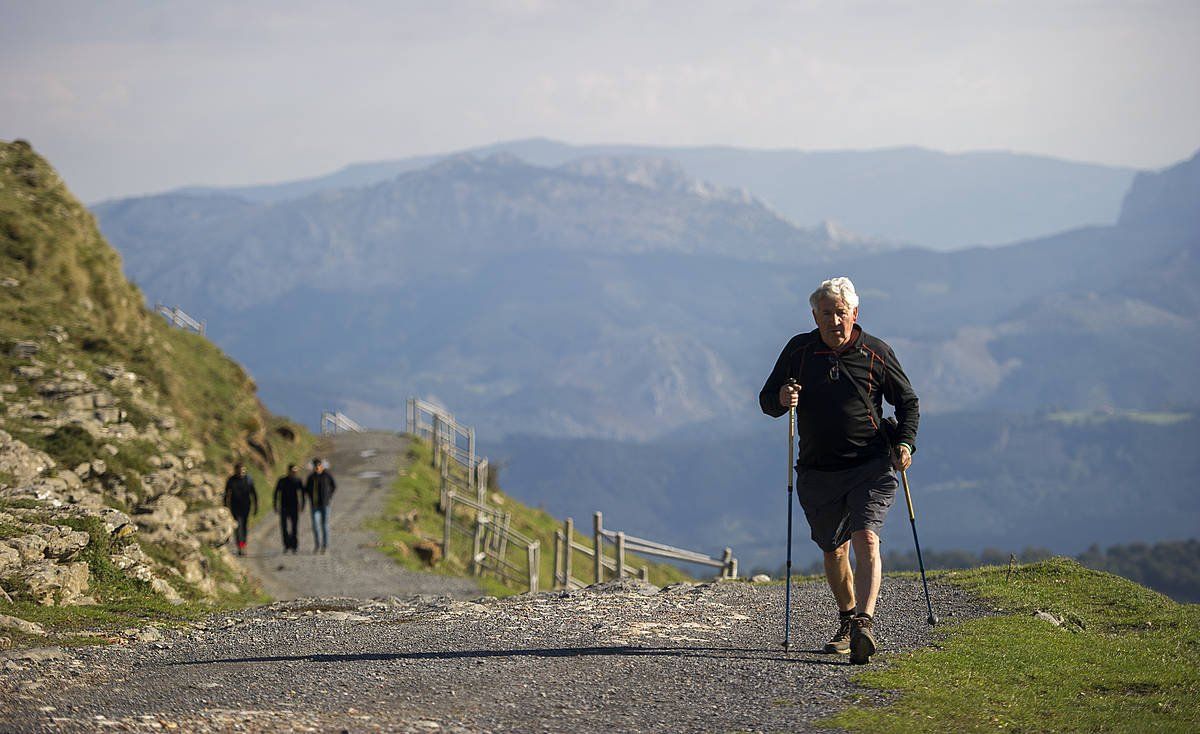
[900,469,916,522]
[786,378,797,490]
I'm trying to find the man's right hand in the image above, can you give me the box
[779,382,800,409]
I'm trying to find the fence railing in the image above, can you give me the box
[553,511,737,589]
[321,411,364,435]
[406,397,484,496]
[154,303,206,335]
[442,490,540,593]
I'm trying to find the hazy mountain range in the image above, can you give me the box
[163,139,1136,250]
[92,143,1199,569]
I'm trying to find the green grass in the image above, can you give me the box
[370,438,693,596]
[828,558,1200,732]
[0,140,315,641]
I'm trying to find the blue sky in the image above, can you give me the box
[2,0,1197,202]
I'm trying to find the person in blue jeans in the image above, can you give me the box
[303,458,337,553]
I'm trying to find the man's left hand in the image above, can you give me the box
[892,444,912,471]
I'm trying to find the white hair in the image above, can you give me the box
[809,277,859,311]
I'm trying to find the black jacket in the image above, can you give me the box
[304,471,336,509]
[274,475,305,514]
[759,325,919,470]
[223,474,258,516]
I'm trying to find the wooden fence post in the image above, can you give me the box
[593,512,603,584]
[639,566,649,582]
[616,531,626,580]
[721,547,733,579]
[442,492,455,560]
[528,541,540,593]
[472,510,486,576]
[554,530,564,588]
[564,518,574,587]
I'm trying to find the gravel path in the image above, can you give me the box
[0,429,994,731]
[242,431,481,601]
[0,577,989,732]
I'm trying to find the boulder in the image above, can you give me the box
[413,540,443,566]
[9,341,39,359]
[8,560,91,605]
[42,525,90,560]
[0,430,55,485]
[0,544,21,574]
[187,507,235,547]
[0,614,46,636]
[135,494,187,527]
[3,534,48,563]
[13,365,43,379]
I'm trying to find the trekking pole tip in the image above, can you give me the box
[928,614,938,626]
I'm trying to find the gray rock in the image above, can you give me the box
[1033,610,1065,627]
[0,646,67,662]
[13,365,43,379]
[0,429,56,484]
[4,534,49,563]
[188,507,235,547]
[0,614,47,636]
[751,574,771,583]
[9,341,39,358]
[0,543,22,574]
[9,560,91,605]
[42,525,91,560]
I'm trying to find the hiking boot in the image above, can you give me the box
[849,614,877,665]
[823,613,854,654]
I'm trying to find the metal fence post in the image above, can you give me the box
[593,512,603,584]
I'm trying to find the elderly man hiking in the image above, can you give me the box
[759,276,919,664]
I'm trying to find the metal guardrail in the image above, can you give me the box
[154,302,206,335]
[553,511,737,589]
[321,411,364,435]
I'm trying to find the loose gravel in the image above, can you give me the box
[0,577,988,732]
[0,432,992,731]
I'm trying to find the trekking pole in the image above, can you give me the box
[782,378,797,651]
[900,469,937,626]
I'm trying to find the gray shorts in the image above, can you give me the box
[796,455,898,553]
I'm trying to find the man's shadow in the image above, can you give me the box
[171,645,849,667]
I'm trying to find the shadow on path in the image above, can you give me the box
[169,645,849,667]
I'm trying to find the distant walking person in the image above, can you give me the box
[223,463,258,556]
[304,458,336,553]
[273,464,304,554]
[759,277,919,664]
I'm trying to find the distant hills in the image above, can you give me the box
[93,149,1199,441]
[164,139,1136,250]
[91,142,1199,570]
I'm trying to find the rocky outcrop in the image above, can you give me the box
[2,355,248,609]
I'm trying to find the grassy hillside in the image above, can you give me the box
[370,438,694,596]
[831,558,1200,732]
[0,139,315,642]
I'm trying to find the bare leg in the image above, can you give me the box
[851,529,882,617]
[823,541,856,613]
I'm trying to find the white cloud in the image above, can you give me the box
[1,0,1196,201]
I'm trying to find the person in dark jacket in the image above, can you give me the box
[304,458,336,553]
[273,464,304,554]
[759,276,919,665]
[223,463,258,556]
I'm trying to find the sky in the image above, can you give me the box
[2,0,1198,203]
